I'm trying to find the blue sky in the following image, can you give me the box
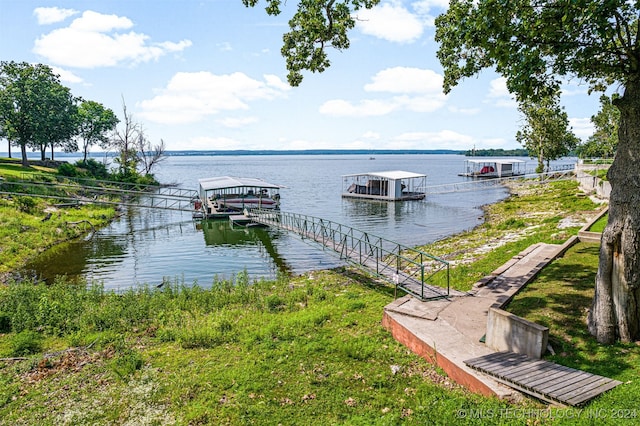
[1,0,602,152]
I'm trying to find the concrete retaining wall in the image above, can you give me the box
[485,307,549,359]
[575,164,611,199]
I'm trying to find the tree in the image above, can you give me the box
[108,99,165,181]
[0,61,79,164]
[434,1,640,344]
[109,100,140,179]
[32,83,78,161]
[138,136,166,176]
[0,62,67,167]
[578,94,620,159]
[243,0,380,86]
[515,93,579,173]
[76,100,119,163]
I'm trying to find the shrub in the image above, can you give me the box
[74,159,110,179]
[57,162,78,177]
[10,330,43,356]
[109,349,144,380]
[14,196,37,213]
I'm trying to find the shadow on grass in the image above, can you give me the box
[334,266,397,298]
[507,243,638,380]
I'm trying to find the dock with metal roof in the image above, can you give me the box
[342,170,426,201]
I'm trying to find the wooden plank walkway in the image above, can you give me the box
[464,351,622,406]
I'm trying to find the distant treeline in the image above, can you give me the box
[465,148,529,157]
[163,149,466,156]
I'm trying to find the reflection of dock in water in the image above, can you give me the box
[197,219,292,275]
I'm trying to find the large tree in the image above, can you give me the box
[76,100,119,163]
[32,83,78,161]
[248,1,639,343]
[434,1,640,343]
[516,93,579,173]
[0,61,77,166]
[243,0,379,86]
[578,94,620,159]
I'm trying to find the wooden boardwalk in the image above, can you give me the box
[464,351,622,406]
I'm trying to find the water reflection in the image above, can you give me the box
[198,220,292,276]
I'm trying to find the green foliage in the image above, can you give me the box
[516,93,579,172]
[244,0,381,86]
[75,158,109,179]
[9,330,43,356]
[109,348,144,380]
[577,94,620,159]
[14,195,37,213]
[57,162,78,177]
[76,100,119,162]
[465,148,528,157]
[0,61,77,165]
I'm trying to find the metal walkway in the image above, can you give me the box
[464,351,622,406]
[420,168,575,195]
[250,210,455,300]
[0,177,199,212]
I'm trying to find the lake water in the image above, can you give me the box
[23,154,560,290]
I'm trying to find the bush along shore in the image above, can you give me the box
[3,173,637,425]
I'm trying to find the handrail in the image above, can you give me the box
[250,210,450,300]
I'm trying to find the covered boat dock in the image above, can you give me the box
[198,176,283,219]
[459,159,526,179]
[342,170,426,201]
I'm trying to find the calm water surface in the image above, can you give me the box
[25,154,522,290]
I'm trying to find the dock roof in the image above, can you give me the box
[342,170,426,179]
[465,159,525,164]
[198,176,282,191]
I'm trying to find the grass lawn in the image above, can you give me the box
[0,164,116,275]
[507,242,640,425]
[1,176,637,424]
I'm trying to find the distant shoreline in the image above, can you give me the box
[1,148,532,158]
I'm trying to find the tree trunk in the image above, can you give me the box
[589,79,640,344]
[20,143,28,167]
[7,139,11,158]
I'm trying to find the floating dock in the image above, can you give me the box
[342,170,426,201]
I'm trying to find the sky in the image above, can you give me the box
[1,0,605,152]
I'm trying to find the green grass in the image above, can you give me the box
[589,214,608,233]
[507,242,640,425]
[1,175,630,425]
[418,179,600,291]
[0,273,525,425]
[0,164,116,274]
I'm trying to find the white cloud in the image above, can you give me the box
[217,117,258,128]
[49,66,84,84]
[412,0,450,26]
[486,77,517,108]
[319,99,396,117]
[365,67,443,93]
[138,71,289,124]
[356,2,424,43]
[570,117,594,140]
[32,10,191,68]
[392,130,474,150]
[448,106,481,115]
[264,74,292,91]
[34,7,78,25]
[321,67,447,116]
[362,131,381,140]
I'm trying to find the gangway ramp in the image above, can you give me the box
[250,210,462,301]
[420,168,575,195]
[0,177,199,212]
